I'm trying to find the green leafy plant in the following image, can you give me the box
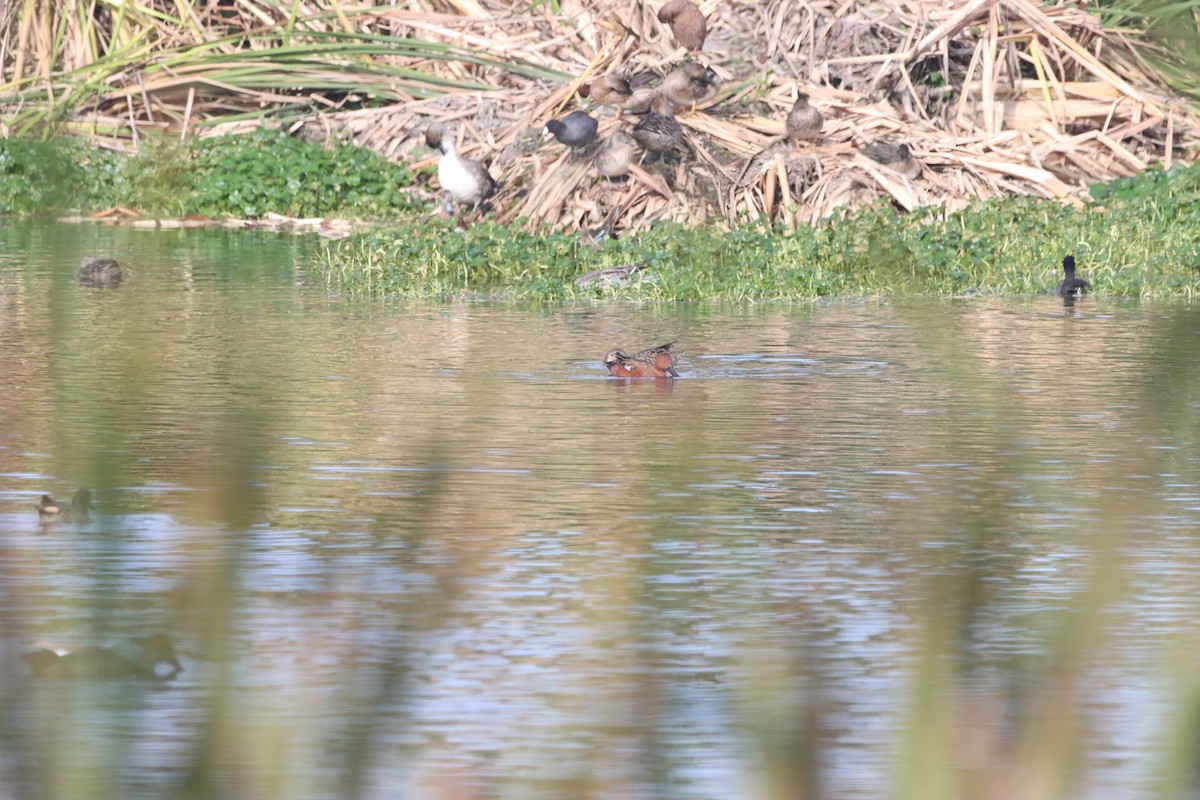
[186,128,418,219]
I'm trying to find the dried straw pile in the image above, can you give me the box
[298,0,1196,233]
[19,0,1200,233]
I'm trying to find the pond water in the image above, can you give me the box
[1,221,1199,800]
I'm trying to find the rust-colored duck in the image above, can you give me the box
[603,342,680,378]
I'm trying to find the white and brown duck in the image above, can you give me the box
[425,124,497,214]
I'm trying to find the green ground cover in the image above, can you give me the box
[3,131,1198,300]
[320,162,1200,301]
[0,129,416,220]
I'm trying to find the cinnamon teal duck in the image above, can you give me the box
[78,256,122,288]
[603,342,680,378]
[632,97,685,161]
[1055,255,1090,299]
[425,124,497,214]
[786,93,823,145]
[657,0,707,51]
[545,111,599,149]
[35,489,93,522]
[660,62,719,110]
[24,634,183,680]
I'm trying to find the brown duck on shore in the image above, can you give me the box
[24,634,184,680]
[660,62,720,111]
[786,93,823,145]
[581,73,658,116]
[595,132,636,180]
[861,142,921,179]
[35,489,93,522]
[632,97,685,161]
[78,256,121,288]
[582,75,631,108]
[657,0,707,51]
[425,124,497,214]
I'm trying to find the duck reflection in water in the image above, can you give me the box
[78,256,122,288]
[35,488,93,523]
[23,634,183,680]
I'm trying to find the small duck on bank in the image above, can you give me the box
[425,124,498,215]
[1055,255,1091,300]
[545,111,599,149]
[632,97,685,161]
[603,342,680,378]
[35,488,93,522]
[660,62,720,111]
[657,0,708,51]
[24,634,184,680]
[581,72,658,117]
[78,256,122,288]
[861,141,921,179]
[787,93,823,145]
[595,132,636,180]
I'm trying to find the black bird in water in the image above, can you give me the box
[1055,255,1090,300]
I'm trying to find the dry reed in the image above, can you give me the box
[1,0,1197,233]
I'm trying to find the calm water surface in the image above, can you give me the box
[1,222,1199,799]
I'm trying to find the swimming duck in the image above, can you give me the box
[657,0,708,51]
[603,342,680,378]
[632,97,685,160]
[861,141,921,179]
[24,634,183,680]
[786,93,823,145]
[545,111,599,149]
[78,256,121,287]
[425,124,498,214]
[660,62,720,110]
[595,132,636,179]
[35,489,93,522]
[1055,255,1090,299]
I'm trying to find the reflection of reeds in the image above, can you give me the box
[1,1,1197,233]
[5,261,1200,796]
